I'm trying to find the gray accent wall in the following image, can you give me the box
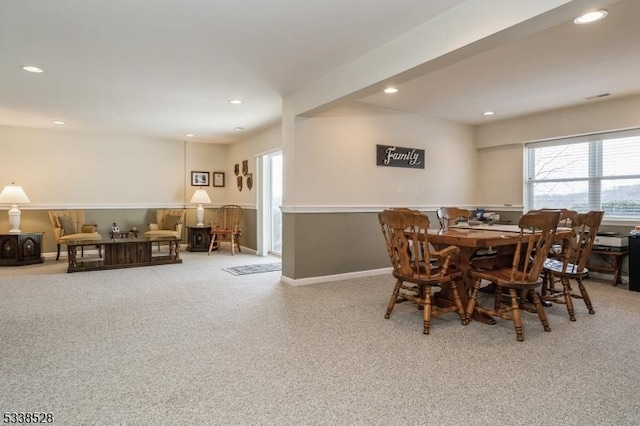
[283,212,391,280]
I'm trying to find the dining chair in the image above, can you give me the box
[466,209,560,341]
[208,205,243,255]
[436,207,471,229]
[378,208,468,335]
[540,210,604,321]
[538,208,577,300]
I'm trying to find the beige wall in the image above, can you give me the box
[291,103,477,208]
[0,125,229,208]
[225,124,282,208]
[0,126,184,206]
[474,95,640,211]
[475,95,640,149]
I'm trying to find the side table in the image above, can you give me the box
[187,226,212,252]
[0,232,44,266]
[587,248,629,286]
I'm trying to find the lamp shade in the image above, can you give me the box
[190,189,211,204]
[0,183,31,204]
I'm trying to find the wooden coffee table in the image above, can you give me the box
[66,236,181,272]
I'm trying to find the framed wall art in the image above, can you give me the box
[191,171,210,186]
[213,172,225,187]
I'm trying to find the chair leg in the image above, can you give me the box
[422,286,432,335]
[509,289,524,342]
[465,278,482,322]
[450,279,468,325]
[562,277,577,321]
[236,236,241,253]
[56,244,61,261]
[385,279,403,319]
[540,270,548,297]
[530,290,551,332]
[230,235,235,255]
[576,277,595,314]
[207,234,215,255]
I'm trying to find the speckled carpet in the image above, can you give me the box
[1,252,639,425]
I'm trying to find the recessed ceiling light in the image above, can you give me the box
[481,111,496,116]
[573,10,608,24]
[229,99,243,105]
[52,120,65,125]
[184,133,194,137]
[384,87,398,94]
[234,127,244,131]
[22,65,44,73]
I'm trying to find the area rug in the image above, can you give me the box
[223,263,282,275]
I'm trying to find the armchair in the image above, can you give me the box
[145,209,186,239]
[48,210,102,260]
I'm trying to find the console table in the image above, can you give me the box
[187,226,212,252]
[66,236,181,272]
[0,232,44,266]
[587,248,628,286]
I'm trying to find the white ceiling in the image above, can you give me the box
[360,0,640,125]
[1,0,638,143]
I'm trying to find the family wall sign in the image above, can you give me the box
[376,144,425,169]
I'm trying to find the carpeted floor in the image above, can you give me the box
[1,251,640,425]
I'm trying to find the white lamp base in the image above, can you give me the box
[7,204,22,233]
[196,204,205,227]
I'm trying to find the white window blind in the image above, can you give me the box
[525,128,640,218]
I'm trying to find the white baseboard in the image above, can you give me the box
[280,267,391,286]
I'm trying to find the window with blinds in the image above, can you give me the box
[525,128,640,218]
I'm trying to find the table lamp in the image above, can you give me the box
[0,182,31,233]
[190,188,211,227]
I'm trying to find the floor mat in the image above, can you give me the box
[222,263,282,275]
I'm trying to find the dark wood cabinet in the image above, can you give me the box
[67,237,181,272]
[187,226,212,252]
[0,232,44,266]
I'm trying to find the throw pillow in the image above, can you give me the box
[161,215,181,231]
[58,215,77,235]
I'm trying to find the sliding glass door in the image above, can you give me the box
[258,150,282,256]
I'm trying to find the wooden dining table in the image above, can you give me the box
[427,223,572,324]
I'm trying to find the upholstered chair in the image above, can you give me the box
[48,210,102,260]
[145,209,186,239]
